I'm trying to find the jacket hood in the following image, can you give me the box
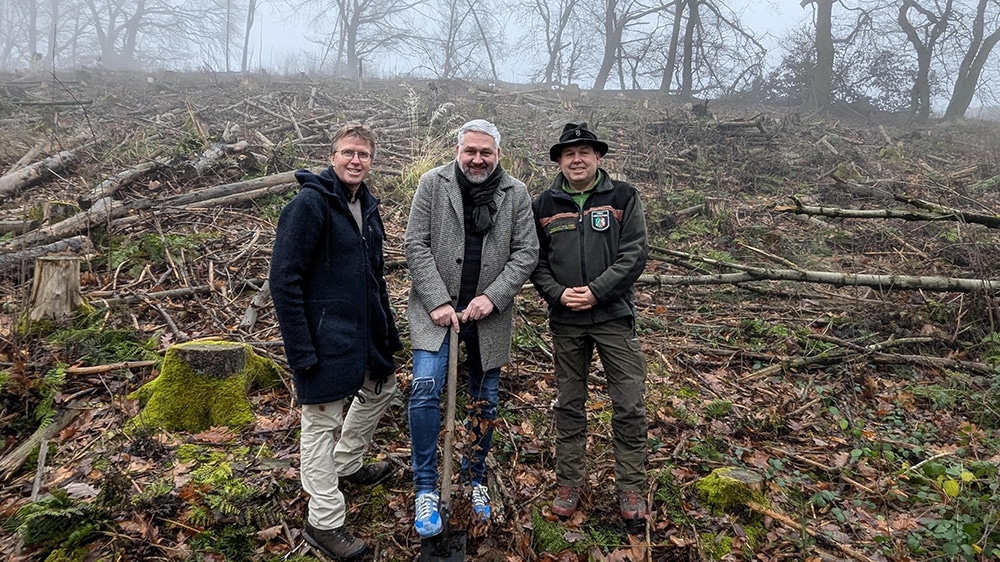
[295,166,347,199]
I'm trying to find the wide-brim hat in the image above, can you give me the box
[549,122,609,162]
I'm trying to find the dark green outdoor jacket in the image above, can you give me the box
[530,169,648,325]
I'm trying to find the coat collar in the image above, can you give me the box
[548,167,614,195]
[438,161,514,223]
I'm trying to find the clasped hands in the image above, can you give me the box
[430,294,494,333]
[560,286,596,310]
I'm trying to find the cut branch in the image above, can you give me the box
[644,249,1000,294]
[166,167,322,207]
[0,150,80,200]
[0,197,153,253]
[0,235,95,280]
[79,154,169,209]
[777,195,1000,229]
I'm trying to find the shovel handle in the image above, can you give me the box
[440,314,460,506]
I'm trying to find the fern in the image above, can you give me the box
[33,365,67,426]
[4,489,106,549]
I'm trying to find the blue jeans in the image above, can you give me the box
[409,325,500,492]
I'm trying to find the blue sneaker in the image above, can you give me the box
[471,484,491,522]
[414,491,442,538]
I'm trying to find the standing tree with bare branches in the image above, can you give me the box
[943,0,1000,118]
[898,0,953,119]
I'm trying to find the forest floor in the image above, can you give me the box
[1,71,1000,562]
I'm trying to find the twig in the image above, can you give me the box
[66,360,158,375]
[904,451,955,475]
[31,438,48,501]
[750,501,878,562]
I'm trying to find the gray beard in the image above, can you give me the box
[460,162,497,184]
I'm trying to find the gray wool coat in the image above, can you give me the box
[404,162,539,371]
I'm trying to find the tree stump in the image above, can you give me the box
[696,467,766,515]
[41,200,80,224]
[27,256,84,322]
[127,340,281,433]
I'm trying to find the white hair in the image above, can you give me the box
[457,119,501,148]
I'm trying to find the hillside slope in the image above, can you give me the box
[1,72,1000,562]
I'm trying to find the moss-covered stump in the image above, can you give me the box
[696,467,766,515]
[127,340,280,433]
[697,468,768,560]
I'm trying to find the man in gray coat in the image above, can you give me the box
[405,119,538,538]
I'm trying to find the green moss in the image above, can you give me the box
[653,468,689,524]
[701,532,733,560]
[43,548,87,562]
[696,467,768,515]
[127,341,280,433]
[704,399,733,419]
[530,508,574,553]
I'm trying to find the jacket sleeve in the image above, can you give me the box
[589,187,648,304]
[529,192,566,307]
[373,210,403,353]
[482,184,539,312]
[269,190,323,372]
[404,173,452,312]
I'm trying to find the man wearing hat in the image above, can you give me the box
[530,122,650,523]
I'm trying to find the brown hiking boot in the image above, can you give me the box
[618,489,647,520]
[303,522,367,561]
[341,460,393,486]
[551,486,581,518]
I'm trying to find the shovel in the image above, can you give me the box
[419,323,467,561]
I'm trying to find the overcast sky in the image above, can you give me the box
[251,0,811,81]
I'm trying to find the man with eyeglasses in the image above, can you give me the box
[270,122,401,561]
[404,119,538,538]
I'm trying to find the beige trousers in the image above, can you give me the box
[300,374,397,529]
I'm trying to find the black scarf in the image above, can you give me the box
[455,161,503,234]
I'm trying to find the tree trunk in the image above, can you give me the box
[241,0,258,76]
[809,0,834,109]
[592,0,621,91]
[0,235,94,281]
[659,0,684,92]
[944,0,1000,119]
[0,150,80,200]
[898,0,952,119]
[28,255,83,322]
[680,0,699,99]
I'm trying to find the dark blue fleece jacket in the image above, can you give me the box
[269,167,402,404]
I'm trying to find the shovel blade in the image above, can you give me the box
[418,529,467,562]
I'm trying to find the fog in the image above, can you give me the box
[1,0,997,115]
[251,0,805,84]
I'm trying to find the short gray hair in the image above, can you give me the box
[457,119,501,148]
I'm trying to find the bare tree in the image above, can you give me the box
[241,0,259,75]
[944,0,1000,119]
[0,1,22,69]
[799,1,886,109]
[286,0,416,78]
[411,0,477,79]
[405,0,504,82]
[590,0,663,91]
[658,0,683,92]
[801,0,834,107]
[525,0,581,84]
[81,0,216,70]
[656,0,766,98]
[898,0,953,118]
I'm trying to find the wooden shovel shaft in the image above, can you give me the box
[440,323,459,506]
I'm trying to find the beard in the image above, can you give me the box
[460,161,497,184]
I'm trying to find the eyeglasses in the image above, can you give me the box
[336,149,372,162]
